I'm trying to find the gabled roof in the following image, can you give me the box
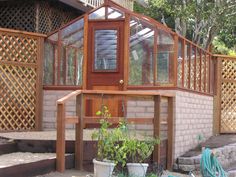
[48,0,173,37]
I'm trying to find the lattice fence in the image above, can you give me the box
[0,29,44,131]
[220,58,236,133]
[0,0,81,34]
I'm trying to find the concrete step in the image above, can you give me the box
[228,170,236,177]
[0,152,74,177]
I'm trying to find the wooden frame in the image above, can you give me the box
[44,0,214,96]
[56,90,175,172]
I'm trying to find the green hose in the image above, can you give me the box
[200,148,227,177]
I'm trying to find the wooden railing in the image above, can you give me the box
[56,90,175,172]
[79,0,134,10]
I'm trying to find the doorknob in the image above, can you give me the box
[119,79,124,85]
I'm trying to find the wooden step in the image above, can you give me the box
[0,137,17,155]
[0,152,74,177]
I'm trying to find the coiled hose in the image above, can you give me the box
[200,148,227,177]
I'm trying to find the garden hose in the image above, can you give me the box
[200,148,227,177]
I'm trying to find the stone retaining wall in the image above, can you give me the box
[177,143,236,172]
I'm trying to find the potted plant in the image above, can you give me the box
[122,136,160,177]
[91,105,127,177]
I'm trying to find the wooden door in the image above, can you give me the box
[86,20,124,117]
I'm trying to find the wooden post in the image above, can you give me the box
[56,103,66,172]
[82,15,88,89]
[35,37,44,131]
[167,97,174,170]
[75,94,84,170]
[213,57,222,135]
[123,13,130,90]
[153,95,161,164]
[173,35,178,86]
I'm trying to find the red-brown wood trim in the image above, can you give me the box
[181,39,185,88]
[208,54,211,93]
[174,35,179,86]
[43,86,82,90]
[204,52,207,92]
[199,50,202,92]
[124,13,130,90]
[188,44,192,89]
[0,27,46,38]
[193,46,197,90]
[82,15,89,89]
[35,37,44,131]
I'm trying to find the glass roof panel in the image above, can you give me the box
[107,7,124,19]
[48,32,58,42]
[89,7,105,20]
[61,18,84,39]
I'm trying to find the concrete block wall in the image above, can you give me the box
[126,99,168,139]
[43,90,76,130]
[174,91,213,158]
[42,89,214,160]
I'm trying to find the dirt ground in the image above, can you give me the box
[34,170,201,177]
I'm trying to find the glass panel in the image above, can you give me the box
[66,48,76,85]
[156,29,174,84]
[190,46,195,89]
[129,17,154,85]
[94,29,118,71]
[48,32,58,42]
[108,7,124,19]
[43,41,55,85]
[89,7,105,20]
[184,43,190,88]
[61,18,84,39]
[177,39,183,87]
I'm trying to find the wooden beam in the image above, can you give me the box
[56,103,66,172]
[213,57,222,135]
[82,15,88,89]
[153,95,161,164]
[75,94,84,170]
[123,13,130,90]
[167,97,174,170]
[35,37,44,131]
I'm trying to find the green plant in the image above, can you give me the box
[91,106,127,164]
[121,136,160,164]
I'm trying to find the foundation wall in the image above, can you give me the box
[42,89,214,160]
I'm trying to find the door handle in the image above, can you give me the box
[119,79,124,85]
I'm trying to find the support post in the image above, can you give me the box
[75,94,84,170]
[167,97,174,170]
[153,95,161,164]
[56,103,66,172]
[213,57,222,135]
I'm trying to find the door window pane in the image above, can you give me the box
[94,30,118,71]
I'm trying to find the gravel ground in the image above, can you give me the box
[0,152,56,168]
[34,170,201,177]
